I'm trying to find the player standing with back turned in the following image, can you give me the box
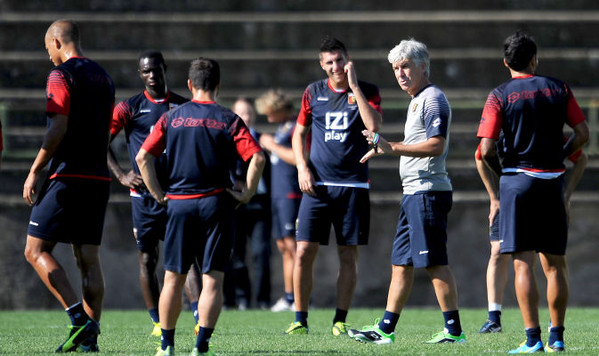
[23,19,114,352]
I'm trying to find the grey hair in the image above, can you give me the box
[387,39,430,78]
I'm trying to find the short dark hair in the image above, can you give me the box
[188,57,220,91]
[138,50,166,68]
[503,31,537,71]
[319,36,348,56]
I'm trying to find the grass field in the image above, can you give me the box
[1,307,598,355]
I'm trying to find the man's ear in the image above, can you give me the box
[187,79,193,92]
[53,37,62,51]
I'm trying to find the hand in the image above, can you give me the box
[23,171,41,206]
[227,187,254,208]
[152,192,168,206]
[489,198,500,227]
[297,165,316,197]
[259,133,275,152]
[344,61,358,89]
[119,170,145,190]
[359,130,385,163]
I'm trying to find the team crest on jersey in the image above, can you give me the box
[348,93,356,105]
[412,103,418,112]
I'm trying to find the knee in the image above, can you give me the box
[24,245,38,265]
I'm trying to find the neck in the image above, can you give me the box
[61,46,81,63]
[192,89,215,102]
[408,78,431,97]
[509,68,534,78]
[147,86,168,100]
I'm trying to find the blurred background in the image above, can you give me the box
[1,0,598,310]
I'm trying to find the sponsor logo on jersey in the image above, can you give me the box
[317,96,329,102]
[140,109,152,113]
[419,250,429,255]
[325,112,349,142]
[432,118,441,127]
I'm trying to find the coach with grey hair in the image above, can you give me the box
[348,39,466,345]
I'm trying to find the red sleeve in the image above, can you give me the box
[565,87,586,128]
[45,69,70,116]
[110,101,132,136]
[141,114,167,157]
[477,92,502,139]
[367,88,383,114]
[296,87,313,126]
[475,142,482,160]
[232,118,262,162]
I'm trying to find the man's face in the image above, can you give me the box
[319,50,348,86]
[392,58,427,96]
[233,100,256,127]
[139,57,167,93]
[44,33,61,66]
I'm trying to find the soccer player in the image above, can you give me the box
[255,89,301,312]
[107,50,202,335]
[476,140,587,334]
[349,39,466,344]
[477,31,589,353]
[223,97,271,310]
[23,19,114,352]
[287,37,382,335]
[136,57,265,356]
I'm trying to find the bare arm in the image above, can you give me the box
[227,151,266,204]
[135,148,167,204]
[565,151,587,202]
[480,137,502,177]
[23,114,67,205]
[107,133,144,190]
[292,122,316,196]
[359,130,445,163]
[259,133,296,165]
[475,150,500,226]
[345,61,382,132]
[564,121,590,158]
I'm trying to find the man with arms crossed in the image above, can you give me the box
[108,50,201,335]
[287,36,382,335]
[137,58,265,356]
[349,38,465,345]
[478,31,588,353]
[23,19,114,352]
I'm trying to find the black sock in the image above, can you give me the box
[333,308,348,324]
[525,327,542,347]
[196,327,214,352]
[443,310,462,336]
[161,328,175,350]
[66,302,88,326]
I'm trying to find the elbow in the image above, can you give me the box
[135,150,147,168]
[254,151,266,170]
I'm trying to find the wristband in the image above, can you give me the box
[372,133,380,145]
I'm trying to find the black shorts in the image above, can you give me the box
[28,178,110,245]
[499,173,567,255]
[296,185,370,246]
[131,194,167,252]
[391,191,452,268]
[163,193,235,274]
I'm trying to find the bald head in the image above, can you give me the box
[44,19,82,66]
[45,19,80,46]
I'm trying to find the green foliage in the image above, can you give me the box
[1,308,598,355]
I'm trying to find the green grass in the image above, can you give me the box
[1,307,599,355]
